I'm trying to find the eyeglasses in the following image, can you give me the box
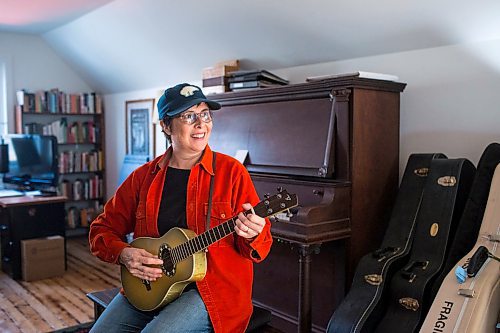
[177,110,213,125]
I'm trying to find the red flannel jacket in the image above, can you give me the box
[89,145,273,332]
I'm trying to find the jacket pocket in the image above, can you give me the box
[203,202,234,247]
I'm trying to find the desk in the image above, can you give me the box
[0,195,67,279]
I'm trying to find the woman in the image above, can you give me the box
[89,83,273,332]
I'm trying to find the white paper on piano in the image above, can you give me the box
[273,212,291,222]
[234,149,248,164]
[306,71,399,82]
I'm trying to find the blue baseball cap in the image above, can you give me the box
[157,83,221,120]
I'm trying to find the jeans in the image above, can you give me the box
[90,288,213,333]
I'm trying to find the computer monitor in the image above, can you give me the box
[2,134,59,190]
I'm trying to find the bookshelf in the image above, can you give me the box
[14,89,105,237]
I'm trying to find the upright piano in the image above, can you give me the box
[209,76,406,332]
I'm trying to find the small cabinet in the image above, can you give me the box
[0,196,66,279]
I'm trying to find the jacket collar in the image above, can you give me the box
[198,145,215,176]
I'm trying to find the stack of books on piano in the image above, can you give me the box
[202,59,240,95]
[228,70,289,92]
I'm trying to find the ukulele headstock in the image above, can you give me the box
[254,187,298,219]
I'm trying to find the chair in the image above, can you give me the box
[87,288,272,332]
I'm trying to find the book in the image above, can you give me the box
[203,85,227,95]
[67,206,79,228]
[16,90,24,106]
[80,208,89,227]
[228,70,289,85]
[202,76,229,87]
[306,71,399,82]
[17,89,102,114]
[23,92,36,113]
[34,91,45,113]
[229,80,286,90]
[15,105,23,133]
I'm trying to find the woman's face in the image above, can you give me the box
[165,102,213,156]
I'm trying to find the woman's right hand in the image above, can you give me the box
[119,247,164,281]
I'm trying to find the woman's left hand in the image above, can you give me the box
[235,203,265,239]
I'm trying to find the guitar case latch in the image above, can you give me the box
[458,289,475,298]
[364,274,383,286]
[399,297,419,311]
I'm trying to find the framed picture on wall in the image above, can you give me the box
[125,99,156,157]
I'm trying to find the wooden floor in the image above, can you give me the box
[1,237,284,333]
[0,236,121,333]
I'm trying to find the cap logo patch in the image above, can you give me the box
[180,86,199,97]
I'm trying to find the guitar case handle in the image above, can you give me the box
[467,245,500,277]
[401,260,429,282]
[372,246,400,262]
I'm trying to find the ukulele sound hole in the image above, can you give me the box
[159,243,176,277]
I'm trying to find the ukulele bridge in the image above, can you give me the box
[158,243,176,277]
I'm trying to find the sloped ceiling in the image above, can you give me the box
[0,0,114,33]
[13,0,500,93]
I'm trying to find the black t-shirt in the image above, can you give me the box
[157,167,191,236]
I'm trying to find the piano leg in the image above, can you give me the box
[298,244,321,333]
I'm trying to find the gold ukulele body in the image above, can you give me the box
[120,227,207,311]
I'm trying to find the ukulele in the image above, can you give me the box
[121,188,298,311]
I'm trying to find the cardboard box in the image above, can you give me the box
[21,236,65,281]
[214,59,240,68]
[202,63,240,80]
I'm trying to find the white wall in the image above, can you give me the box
[0,32,92,133]
[0,55,12,134]
[103,39,500,198]
[273,38,500,171]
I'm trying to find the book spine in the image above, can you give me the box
[202,76,228,87]
[15,105,23,134]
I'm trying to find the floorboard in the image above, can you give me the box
[0,236,120,333]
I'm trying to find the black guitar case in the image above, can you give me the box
[429,143,500,297]
[327,153,446,333]
[375,158,476,333]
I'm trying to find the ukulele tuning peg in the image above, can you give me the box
[286,209,293,218]
[264,193,270,199]
[277,186,284,193]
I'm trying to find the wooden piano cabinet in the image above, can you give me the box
[211,77,406,332]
